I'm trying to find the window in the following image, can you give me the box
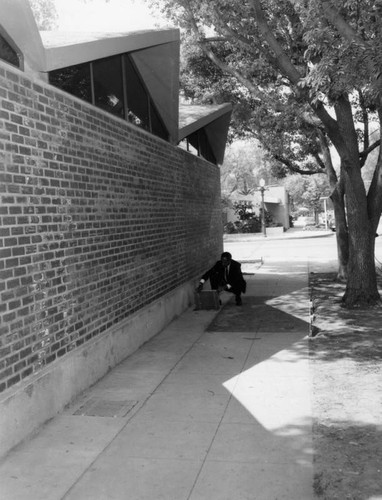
[49,52,169,141]
[178,138,198,156]
[123,55,168,140]
[49,62,92,103]
[187,129,216,164]
[123,54,149,128]
[149,101,168,141]
[93,55,124,118]
[0,29,21,68]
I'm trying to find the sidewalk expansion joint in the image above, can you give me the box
[72,398,138,418]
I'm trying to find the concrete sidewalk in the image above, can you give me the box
[0,242,315,499]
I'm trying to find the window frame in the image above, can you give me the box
[48,52,169,142]
[0,25,23,70]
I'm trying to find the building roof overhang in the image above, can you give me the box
[1,1,231,163]
[40,29,180,71]
[1,0,46,73]
[178,103,232,165]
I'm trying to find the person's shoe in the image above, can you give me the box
[235,296,242,306]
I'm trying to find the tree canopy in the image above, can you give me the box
[29,0,58,30]
[282,174,331,217]
[220,140,275,195]
[151,0,382,307]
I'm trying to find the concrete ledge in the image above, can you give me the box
[265,226,284,236]
[0,281,194,459]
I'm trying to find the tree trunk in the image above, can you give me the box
[330,178,348,281]
[318,131,349,280]
[329,96,380,308]
[342,227,379,308]
[341,166,380,308]
[366,109,382,235]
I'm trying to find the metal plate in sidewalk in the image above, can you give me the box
[73,398,138,417]
[194,290,220,310]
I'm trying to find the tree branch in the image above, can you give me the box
[184,8,265,99]
[316,129,339,189]
[249,0,302,85]
[273,153,323,176]
[359,139,381,160]
[312,151,326,171]
[357,89,369,163]
[204,36,228,43]
[320,0,382,102]
[320,0,363,42]
[213,17,280,68]
[248,0,347,155]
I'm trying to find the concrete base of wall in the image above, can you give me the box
[0,281,195,459]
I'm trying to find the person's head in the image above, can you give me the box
[221,252,232,267]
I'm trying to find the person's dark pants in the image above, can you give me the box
[210,278,242,305]
[229,288,242,305]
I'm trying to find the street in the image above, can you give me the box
[224,230,382,276]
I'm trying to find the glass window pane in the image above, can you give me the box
[0,32,20,67]
[198,129,216,164]
[124,55,150,129]
[49,62,92,103]
[93,55,125,118]
[188,130,216,164]
[150,101,168,141]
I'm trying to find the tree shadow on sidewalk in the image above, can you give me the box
[310,272,382,362]
[309,271,382,500]
[207,295,309,333]
[313,422,382,499]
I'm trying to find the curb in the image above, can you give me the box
[224,231,335,243]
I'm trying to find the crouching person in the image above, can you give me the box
[196,252,246,305]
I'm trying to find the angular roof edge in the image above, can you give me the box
[41,29,180,72]
[178,103,232,141]
[1,1,232,164]
[178,103,232,165]
[1,0,46,72]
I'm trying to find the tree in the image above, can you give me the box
[283,174,330,217]
[220,139,275,195]
[29,0,112,30]
[176,31,352,279]
[29,0,58,30]
[152,0,382,308]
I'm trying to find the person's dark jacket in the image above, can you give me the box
[201,259,246,294]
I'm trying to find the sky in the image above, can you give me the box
[54,0,169,31]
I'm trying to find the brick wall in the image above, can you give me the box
[0,62,223,394]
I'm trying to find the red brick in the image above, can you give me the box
[0,63,223,393]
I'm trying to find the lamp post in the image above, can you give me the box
[259,178,267,237]
[320,196,328,230]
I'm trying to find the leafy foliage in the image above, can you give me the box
[224,200,273,234]
[29,0,58,30]
[152,0,381,170]
[282,174,331,216]
[220,140,275,195]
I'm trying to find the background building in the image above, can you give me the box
[224,185,291,232]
